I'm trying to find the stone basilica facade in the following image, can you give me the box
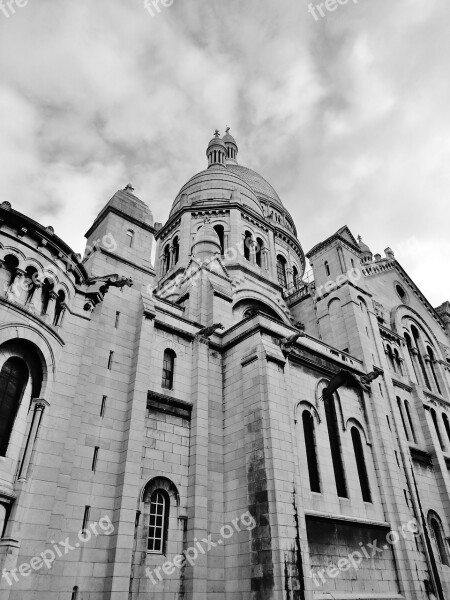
[0,130,450,600]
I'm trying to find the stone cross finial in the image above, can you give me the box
[214,129,220,137]
[124,183,135,192]
[226,126,230,133]
[358,235,362,243]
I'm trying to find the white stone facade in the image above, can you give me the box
[0,132,449,600]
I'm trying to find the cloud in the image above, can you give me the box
[0,0,448,305]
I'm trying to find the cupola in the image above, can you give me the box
[223,127,238,165]
[206,130,227,168]
[358,235,373,264]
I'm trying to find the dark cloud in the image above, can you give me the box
[0,0,448,304]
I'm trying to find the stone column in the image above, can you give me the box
[45,290,58,324]
[184,336,210,600]
[17,398,49,481]
[6,268,25,303]
[29,281,43,315]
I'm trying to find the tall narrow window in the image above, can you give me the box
[0,358,29,457]
[148,490,169,554]
[386,345,396,372]
[412,326,431,389]
[397,397,410,441]
[92,447,99,472]
[162,349,176,390]
[214,226,225,255]
[429,515,450,566]
[427,347,441,394]
[41,279,54,315]
[126,229,134,248]
[81,506,90,534]
[443,414,450,445]
[404,401,417,444]
[53,290,66,326]
[325,261,330,277]
[114,311,120,329]
[71,587,79,600]
[405,333,420,383]
[430,408,445,452]
[24,266,38,304]
[255,237,264,268]
[276,255,287,288]
[302,411,321,493]
[172,236,180,264]
[100,395,107,417]
[394,349,403,375]
[351,427,372,502]
[163,245,171,274]
[3,254,19,291]
[324,393,347,498]
[107,351,114,370]
[244,231,252,261]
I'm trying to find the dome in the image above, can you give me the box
[358,236,372,255]
[169,165,264,217]
[226,164,283,209]
[96,186,153,227]
[223,130,237,146]
[207,136,226,151]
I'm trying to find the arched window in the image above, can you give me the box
[430,408,445,452]
[1,254,19,294]
[404,401,417,444]
[126,229,134,248]
[214,226,225,255]
[429,514,450,566]
[302,411,321,493]
[276,255,287,288]
[71,586,79,600]
[41,279,54,315]
[325,261,330,277]
[0,357,29,457]
[404,332,419,383]
[162,349,176,390]
[351,427,371,502]
[442,413,450,445]
[53,290,66,326]
[172,237,180,264]
[148,490,169,554]
[324,393,347,498]
[397,397,410,441]
[427,347,441,394]
[24,266,38,304]
[163,245,171,275]
[255,237,264,268]
[386,345,396,372]
[244,231,252,261]
[292,266,300,289]
[393,348,403,375]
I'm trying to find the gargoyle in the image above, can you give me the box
[195,323,225,339]
[360,369,383,391]
[280,330,305,352]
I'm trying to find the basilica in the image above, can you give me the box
[0,130,449,600]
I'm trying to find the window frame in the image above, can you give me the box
[147,490,170,554]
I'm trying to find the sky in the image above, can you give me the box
[0,0,448,305]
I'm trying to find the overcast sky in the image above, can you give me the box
[0,0,448,305]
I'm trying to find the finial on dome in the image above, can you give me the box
[214,129,220,137]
